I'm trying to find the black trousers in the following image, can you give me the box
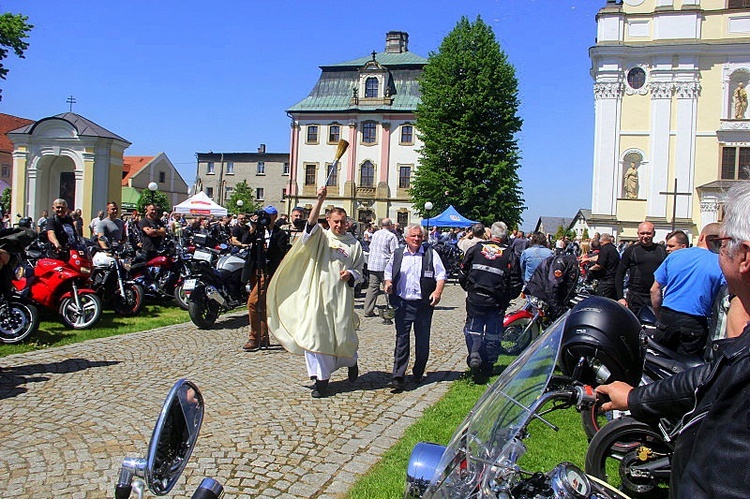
[654,307,708,359]
[392,297,434,380]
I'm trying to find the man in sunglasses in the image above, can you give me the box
[649,223,726,359]
[597,181,750,497]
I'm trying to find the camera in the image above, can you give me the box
[253,209,272,227]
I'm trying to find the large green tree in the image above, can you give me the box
[0,12,33,101]
[412,16,524,228]
[225,180,259,215]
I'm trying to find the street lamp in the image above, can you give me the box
[148,181,158,192]
[424,201,433,241]
[236,199,244,214]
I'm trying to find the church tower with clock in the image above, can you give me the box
[589,0,750,241]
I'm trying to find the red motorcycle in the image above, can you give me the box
[129,239,190,308]
[501,294,547,355]
[14,239,102,329]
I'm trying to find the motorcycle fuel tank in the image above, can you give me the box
[217,254,245,273]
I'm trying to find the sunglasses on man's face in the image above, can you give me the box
[706,235,733,254]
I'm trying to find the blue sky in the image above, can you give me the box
[1,0,601,232]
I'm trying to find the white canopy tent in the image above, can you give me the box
[173,191,228,216]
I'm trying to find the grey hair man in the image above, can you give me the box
[459,221,523,380]
[458,223,486,254]
[364,217,399,317]
[384,224,447,391]
[597,181,750,497]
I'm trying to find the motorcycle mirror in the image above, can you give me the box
[115,379,204,497]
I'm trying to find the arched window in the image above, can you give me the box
[365,77,378,98]
[360,161,374,187]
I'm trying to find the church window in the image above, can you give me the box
[305,164,316,185]
[400,125,414,144]
[365,77,379,98]
[721,146,750,180]
[362,121,377,144]
[307,125,319,144]
[360,161,374,187]
[329,125,340,143]
[626,67,646,90]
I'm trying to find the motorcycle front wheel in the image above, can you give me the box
[59,293,103,329]
[113,282,145,317]
[500,317,539,356]
[585,416,673,496]
[173,282,190,310]
[188,286,220,329]
[0,300,40,343]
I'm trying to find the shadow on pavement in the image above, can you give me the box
[326,369,465,396]
[0,358,120,400]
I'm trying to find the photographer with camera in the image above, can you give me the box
[241,205,289,352]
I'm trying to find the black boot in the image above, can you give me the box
[311,379,329,398]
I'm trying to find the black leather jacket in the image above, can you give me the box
[628,323,750,498]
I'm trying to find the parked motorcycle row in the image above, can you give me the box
[0,222,251,343]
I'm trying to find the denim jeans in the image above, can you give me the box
[463,304,503,372]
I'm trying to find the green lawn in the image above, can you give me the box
[0,303,190,357]
[348,357,665,499]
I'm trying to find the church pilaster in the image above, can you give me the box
[647,80,673,220]
[591,80,623,217]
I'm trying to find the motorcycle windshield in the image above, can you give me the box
[427,313,568,498]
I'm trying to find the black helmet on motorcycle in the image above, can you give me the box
[560,296,644,387]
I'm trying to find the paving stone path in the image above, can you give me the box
[0,284,472,498]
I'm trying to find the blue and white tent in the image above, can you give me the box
[421,205,478,227]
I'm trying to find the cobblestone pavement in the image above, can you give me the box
[0,284,474,498]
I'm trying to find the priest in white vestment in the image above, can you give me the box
[267,186,365,398]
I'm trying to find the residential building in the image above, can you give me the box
[122,153,189,210]
[194,144,289,214]
[589,0,750,241]
[0,113,34,196]
[286,31,427,226]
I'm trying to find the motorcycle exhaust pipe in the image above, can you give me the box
[205,286,227,307]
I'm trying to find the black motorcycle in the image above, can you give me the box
[184,248,249,328]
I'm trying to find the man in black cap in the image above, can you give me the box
[242,205,289,351]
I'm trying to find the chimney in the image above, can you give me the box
[385,31,408,54]
[258,144,266,154]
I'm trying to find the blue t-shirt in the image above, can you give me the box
[654,246,726,317]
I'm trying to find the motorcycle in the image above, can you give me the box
[13,235,102,329]
[184,248,249,329]
[580,309,704,495]
[129,238,191,309]
[91,239,145,317]
[115,379,225,499]
[500,294,547,355]
[406,296,643,498]
[0,227,40,343]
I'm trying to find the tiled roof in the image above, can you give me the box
[323,50,427,68]
[287,49,426,113]
[122,156,154,186]
[0,113,34,154]
[9,112,131,144]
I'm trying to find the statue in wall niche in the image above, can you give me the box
[735,82,748,119]
[623,162,639,199]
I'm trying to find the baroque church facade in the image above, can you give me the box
[285,31,426,226]
[589,0,750,241]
